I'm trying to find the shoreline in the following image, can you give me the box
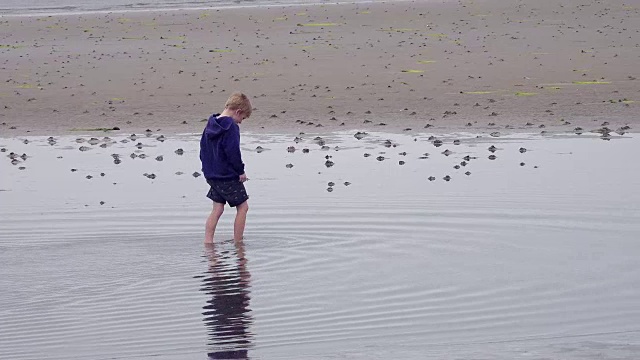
[1,0,638,137]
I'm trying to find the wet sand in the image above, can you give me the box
[0,0,638,136]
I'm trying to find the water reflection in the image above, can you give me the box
[201,241,253,359]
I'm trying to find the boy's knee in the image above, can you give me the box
[237,201,248,212]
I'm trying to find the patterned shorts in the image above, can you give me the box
[206,179,249,207]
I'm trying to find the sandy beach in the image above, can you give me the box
[0,0,638,136]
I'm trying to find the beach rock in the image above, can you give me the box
[399,160,405,165]
[441,149,452,156]
[287,146,296,153]
[519,147,527,153]
[302,148,310,153]
[88,138,100,145]
[443,175,451,181]
[354,131,368,140]
[192,172,201,178]
[465,171,471,176]
[376,156,385,161]
[488,145,497,153]
[428,176,436,181]
[174,148,185,155]
[79,146,91,151]
[175,171,184,175]
[344,182,351,186]
[489,155,497,160]
[364,153,371,157]
[328,182,335,187]
[155,155,163,161]
[286,163,294,168]
[325,160,334,167]
[327,187,334,192]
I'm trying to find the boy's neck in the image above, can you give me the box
[220,109,240,124]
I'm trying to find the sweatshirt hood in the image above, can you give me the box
[204,113,234,138]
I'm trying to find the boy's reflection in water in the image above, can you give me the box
[201,240,253,359]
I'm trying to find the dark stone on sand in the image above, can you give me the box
[255,146,264,153]
[460,161,467,166]
[287,146,296,153]
[519,147,527,153]
[399,161,405,165]
[11,159,19,165]
[399,152,407,156]
[86,175,93,179]
[157,135,166,142]
[18,166,25,170]
[489,155,497,160]
[100,201,105,205]
[100,173,105,177]
[376,156,385,161]
[490,132,501,137]
[328,182,335,187]
[155,156,163,161]
[443,175,451,181]
[520,162,525,166]
[192,172,201,178]
[441,149,452,156]
[383,139,393,147]
[71,169,77,172]
[354,131,368,140]
[327,187,334,192]
[488,145,497,153]
[286,163,294,168]
[138,154,147,159]
[344,182,351,186]
[428,176,436,181]
[114,159,121,164]
[325,160,334,167]
[433,139,443,147]
[454,165,460,169]
[364,153,371,157]
[465,171,471,176]
[302,148,310,153]
[112,127,120,130]
[453,140,461,145]
[79,146,90,151]
[0,148,6,152]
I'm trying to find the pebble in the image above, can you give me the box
[175,148,184,155]
[192,172,201,178]
[286,163,294,168]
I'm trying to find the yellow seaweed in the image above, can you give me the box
[573,81,611,85]
[417,60,436,64]
[515,92,537,96]
[463,91,496,94]
[401,69,424,73]
[209,49,232,53]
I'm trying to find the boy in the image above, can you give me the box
[200,92,251,243]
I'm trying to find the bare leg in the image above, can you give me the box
[234,201,249,241]
[204,202,225,244]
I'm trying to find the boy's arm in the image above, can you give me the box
[223,127,245,176]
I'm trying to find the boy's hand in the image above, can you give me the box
[239,173,248,183]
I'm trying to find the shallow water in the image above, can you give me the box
[1,131,639,359]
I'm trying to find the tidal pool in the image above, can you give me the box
[1,131,639,359]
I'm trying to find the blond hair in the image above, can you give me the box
[225,92,252,118]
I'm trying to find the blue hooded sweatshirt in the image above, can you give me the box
[200,114,245,181]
